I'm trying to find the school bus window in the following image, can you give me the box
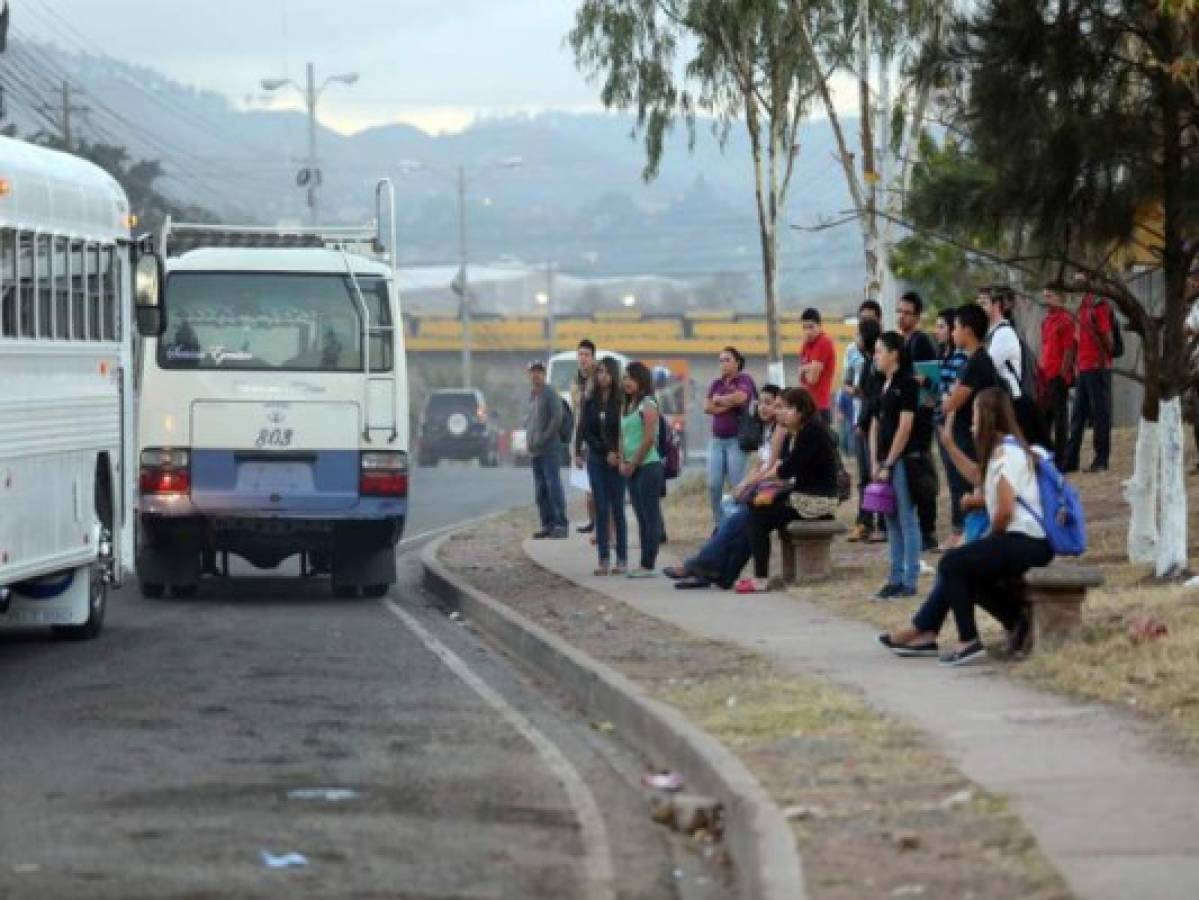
[53,236,70,339]
[0,230,14,338]
[87,243,102,341]
[18,231,35,338]
[37,234,53,339]
[101,245,117,341]
[71,240,85,340]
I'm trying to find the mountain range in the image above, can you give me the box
[3,39,867,312]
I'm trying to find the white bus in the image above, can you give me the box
[133,183,410,598]
[0,136,139,639]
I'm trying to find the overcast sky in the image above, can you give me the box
[17,1,606,133]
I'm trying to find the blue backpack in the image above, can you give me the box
[1014,445,1086,556]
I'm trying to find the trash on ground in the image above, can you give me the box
[1128,614,1168,643]
[448,611,462,621]
[642,770,685,792]
[260,850,309,869]
[286,788,359,802]
[12,864,40,875]
[891,830,922,851]
[939,789,973,809]
[590,720,614,734]
[671,794,721,835]
[892,885,927,898]
[725,695,737,708]
[783,804,828,821]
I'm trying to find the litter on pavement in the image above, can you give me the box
[286,788,360,802]
[260,850,309,869]
[642,770,685,792]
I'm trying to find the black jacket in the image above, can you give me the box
[577,388,622,457]
[778,420,839,497]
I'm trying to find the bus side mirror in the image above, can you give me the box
[135,253,165,337]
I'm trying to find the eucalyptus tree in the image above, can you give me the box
[570,0,821,382]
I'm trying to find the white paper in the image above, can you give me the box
[569,464,590,493]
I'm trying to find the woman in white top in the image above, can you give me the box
[878,388,1053,666]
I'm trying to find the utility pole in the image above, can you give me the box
[38,80,88,150]
[304,62,319,225]
[457,165,472,387]
[545,261,556,358]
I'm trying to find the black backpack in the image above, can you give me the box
[990,322,1038,401]
[557,396,574,445]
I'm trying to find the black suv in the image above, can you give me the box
[417,389,500,467]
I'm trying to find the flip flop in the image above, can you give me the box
[734,578,767,594]
[662,566,688,580]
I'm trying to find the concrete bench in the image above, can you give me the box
[778,520,848,584]
[1022,563,1105,648]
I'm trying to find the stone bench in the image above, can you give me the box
[1022,562,1105,648]
[778,520,848,584]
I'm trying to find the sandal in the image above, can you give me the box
[611,563,627,576]
[593,565,611,576]
[733,578,768,594]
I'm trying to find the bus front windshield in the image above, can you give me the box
[158,272,392,372]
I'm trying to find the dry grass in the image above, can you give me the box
[664,428,1199,757]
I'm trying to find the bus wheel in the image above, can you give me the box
[52,563,106,641]
[362,583,390,599]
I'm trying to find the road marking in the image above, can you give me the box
[397,520,473,549]
[383,599,616,900]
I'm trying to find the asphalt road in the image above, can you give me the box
[0,464,721,899]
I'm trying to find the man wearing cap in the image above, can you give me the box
[526,360,568,538]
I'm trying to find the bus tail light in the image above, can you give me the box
[140,448,191,496]
[360,451,408,497]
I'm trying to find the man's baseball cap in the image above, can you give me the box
[527,359,546,371]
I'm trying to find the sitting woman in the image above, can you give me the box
[877,388,1053,666]
[664,384,784,589]
[734,388,839,594]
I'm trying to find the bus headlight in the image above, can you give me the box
[360,451,408,497]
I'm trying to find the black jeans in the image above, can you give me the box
[628,462,665,569]
[854,430,881,530]
[1041,376,1070,470]
[912,532,1052,642]
[936,436,970,532]
[749,500,800,578]
[1066,369,1112,469]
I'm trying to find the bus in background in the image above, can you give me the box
[0,136,140,639]
[649,358,691,466]
[132,183,410,598]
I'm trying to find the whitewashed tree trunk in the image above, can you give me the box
[1155,398,1188,577]
[1124,417,1160,564]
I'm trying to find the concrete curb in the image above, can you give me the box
[421,534,805,900]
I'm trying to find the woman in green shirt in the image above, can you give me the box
[619,361,664,577]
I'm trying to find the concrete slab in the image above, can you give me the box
[525,536,1199,900]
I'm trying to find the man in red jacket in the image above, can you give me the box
[798,307,837,426]
[1039,285,1076,469]
[1065,287,1115,473]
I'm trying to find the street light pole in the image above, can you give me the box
[304,62,319,225]
[545,261,556,358]
[457,165,472,388]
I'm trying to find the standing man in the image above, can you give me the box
[1066,284,1115,473]
[1039,285,1077,469]
[571,339,598,534]
[525,360,568,539]
[896,291,939,551]
[941,304,1001,464]
[798,308,836,426]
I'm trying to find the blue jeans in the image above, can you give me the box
[706,437,748,524]
[587,453,627,564]
[884,458,921,591]
[686,504,752,588]
[531,451,567,531]
[628,462,665,569]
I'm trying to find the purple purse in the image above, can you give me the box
[862,481,897,516]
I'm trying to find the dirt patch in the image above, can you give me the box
[663,428,1199,758]
[440,514,1070,900]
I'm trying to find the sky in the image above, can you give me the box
[15,0,612,134]
[16,0,857,136]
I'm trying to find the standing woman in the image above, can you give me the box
[935,307,970,550]
[869,331,924,599]
[848,318,884,542]
[579,356,628,575]
[703,347,757,526]
[620,362,665,577]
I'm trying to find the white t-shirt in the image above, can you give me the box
[985,441,1046,539]
[987,321,1023,398]
[758,423,776,464]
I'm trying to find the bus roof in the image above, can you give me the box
[167,247,394,277]
[0,136,130,241]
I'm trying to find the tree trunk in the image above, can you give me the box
[745,98,783,384]
[1156,397,1188,577]
[1125,416,1160,564]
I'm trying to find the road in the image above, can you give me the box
[0,465,719,899]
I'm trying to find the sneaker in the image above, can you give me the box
[549,528,569,539]
[577,521,595,534]
[847,524,869,542]
[895,586,919,599]
[532,529,551,539]
[627,568,656,579]
[877,633,939,657]
[1085,462,1109,473]
[938,640,987,667]
[921,535,938,553]
[919,560,937,577]
[872,583,903,601]
[1006,611,1033,657]
[867,530,888,543]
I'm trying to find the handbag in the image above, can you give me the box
[737,402,764,453]
[750,477,792,507]
[862,481,897,516]
[903,451,938,507]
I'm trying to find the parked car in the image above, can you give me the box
[417,389,500,467]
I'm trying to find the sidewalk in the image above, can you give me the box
[525,537,1199,900]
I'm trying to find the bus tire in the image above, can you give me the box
[362,583,390,599]
[52,563,106,641]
